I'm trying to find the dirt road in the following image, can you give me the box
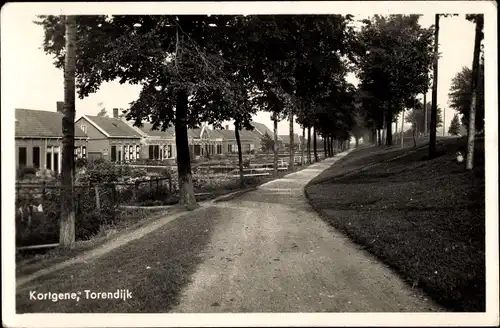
[171,151,443,312]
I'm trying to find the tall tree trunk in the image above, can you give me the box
[301,126,305,166]
[175,88,197,209]
[386,101,393,146]
[423,91,428,136]
[395,114,398,143]
[401,109,405,148]
[429,14,440,158]
[377,129,382,146]
[273,114,278,178]
[234,121,244,188]
[59,15,77,248]
[323,135,328,157]
[307,127,312,164]
[412,127,417,148]
[466,14,484,170]
[289,110,295,172]
[313,127,318,162]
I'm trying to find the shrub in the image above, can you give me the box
[15,182,119,246]
[77,158,120,184]
[17,166,37,180]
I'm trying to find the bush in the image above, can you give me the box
[17,166,37,180]
[15,183,119,246]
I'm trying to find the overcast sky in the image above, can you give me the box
[1,4,484,137]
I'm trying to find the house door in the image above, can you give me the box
[118,150,122,162]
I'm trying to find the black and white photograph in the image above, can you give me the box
[1,1,498,327]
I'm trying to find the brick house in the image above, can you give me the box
[75,108,142,162]
[187,125,225,157]
[250,122,283,151]
[15,105,88,174]
[279,133,302,152]
[126,122,177,161]
[212,125,260,154]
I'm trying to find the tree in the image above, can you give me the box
[97,107,108,117]
[36,15,238,210]
[405,101,443,133]
[465,14,484,170]
[448,65,484,132]
[428,13,458,157]
[448,113,461,136]
[356,15,434,147]
[59,15,77,248]
[429,14,440,157]
[260,132,274,153]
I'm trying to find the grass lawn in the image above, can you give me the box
[306,137,485,312]
[16,206,228,313]
[16,208,169,277]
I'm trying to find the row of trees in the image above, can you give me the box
[36,13,484,247]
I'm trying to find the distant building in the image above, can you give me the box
[212,125,260,154]
[15,104,88,173]
[75,108,142,162]
[278,133,302,151]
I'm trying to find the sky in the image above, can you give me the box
[2,8,478,138]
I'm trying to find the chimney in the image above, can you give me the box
[56,101,64,113]
[225,125,229,130]
[113,108,119,118]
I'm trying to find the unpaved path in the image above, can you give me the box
[172,151,443,312]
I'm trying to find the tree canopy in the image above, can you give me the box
[448,65,484,131]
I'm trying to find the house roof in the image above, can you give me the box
[251,122,274,136]
[135,122,175,138]
[251,122,283,141]
[187,128,203,139]
[212,128,259,140]
[85,115,142,138]
[15,108,87,138]
[279,134,302,144]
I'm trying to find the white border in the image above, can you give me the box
[1,1,498,327]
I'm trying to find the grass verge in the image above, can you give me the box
[16,207,227,313]
[305,137,485,312]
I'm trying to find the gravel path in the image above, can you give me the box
[171,151,443,312]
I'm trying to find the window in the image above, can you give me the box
[80,124,87,134]
[46,152,52,170]
[32,146,40,168]
[154,145,160,159]
[217,144,222,154]
[250,143,255,151]
[167,145,172,158]
[129,145,134,160]
[149,145,154,159]
[136,145,140,160]
[124,145,129,161]
[18,147,27,167]
[53,151,59,173]
[111,146,117,162]
[82,146,87,159]
[228,144,231,153]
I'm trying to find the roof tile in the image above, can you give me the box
[15,108,87,138]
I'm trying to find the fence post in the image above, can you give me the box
[94,184,101,209]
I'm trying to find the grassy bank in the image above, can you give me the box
[306,137,485,312]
